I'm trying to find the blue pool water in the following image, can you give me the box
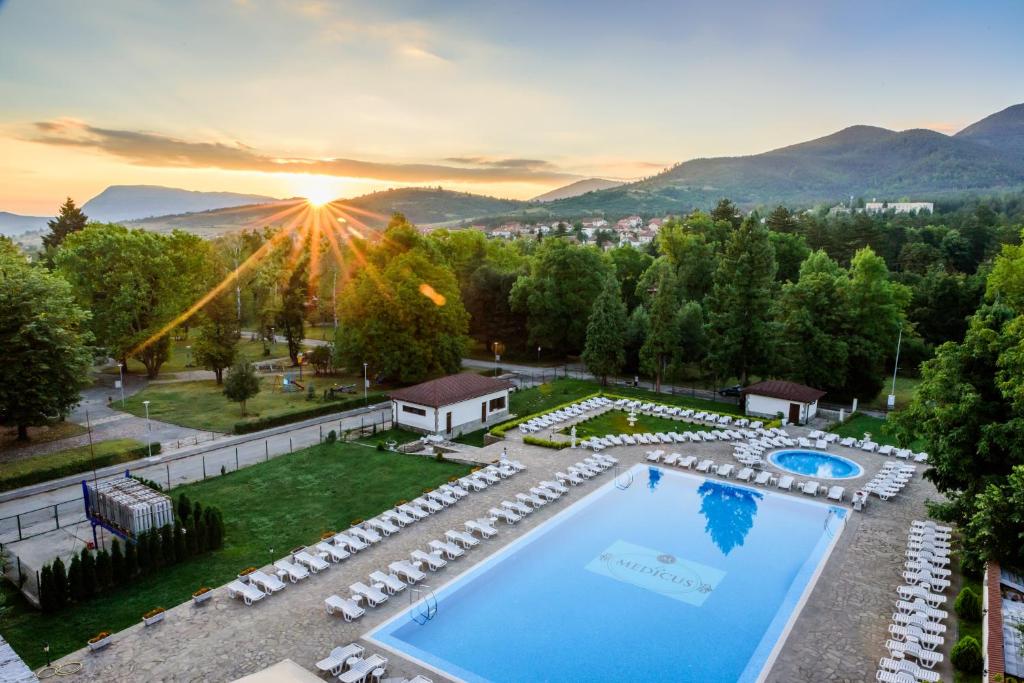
[368,465,846,682]
[769,450,864,480]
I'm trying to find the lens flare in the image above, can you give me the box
[419,283,446,306]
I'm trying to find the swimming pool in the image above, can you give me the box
[368,465,846,682]
[769,450,864,480]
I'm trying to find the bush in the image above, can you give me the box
[523,435,570,449]
[951,635,983,673]
[185,516,198,556]
[67,555,83,602]
[110,539,126,586]
[177,493,192,521]
[124,539,138,580]
[232,393,386,434]
[79,548,97,599]
[160,524,175,565]
[326,429,337,444]
[51,557,67,610]
[173,522,186,561]
[95,549,112,590]
[376,442,385,451]
[39,564,55,613]
[955,586,982,621]
[136,530,151,573]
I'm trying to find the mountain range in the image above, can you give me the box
[5,103,1024,238]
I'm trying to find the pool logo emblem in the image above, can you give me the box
[586,540,725,606]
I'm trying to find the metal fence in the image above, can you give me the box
[506,367,741,408]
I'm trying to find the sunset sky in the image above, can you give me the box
[1,0,1022,215]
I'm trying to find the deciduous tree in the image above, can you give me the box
[582,275,628,384]
[223,361,260,416]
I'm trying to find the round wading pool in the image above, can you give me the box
[769,450,864,480]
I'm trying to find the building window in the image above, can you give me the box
[402,405,426,416]
[489,396,506,411]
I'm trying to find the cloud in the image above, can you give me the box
[28,119,579,184]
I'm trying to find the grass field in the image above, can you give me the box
[1,421,88,451]
[828,414,924,450]
[565,410,715,439]
[0,439,145,492]
[0,438,471,668]
[863,376,922,412]
[452,428,488,447]
[115,338,297,375]
[121,377,368,433]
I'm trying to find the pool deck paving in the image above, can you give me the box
[52,420,948,683]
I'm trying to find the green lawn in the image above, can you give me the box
[121,377,370,433]
[0,440,472,668]
[564,410,715,439]
[863,376,922,412]
[954,577,983,683]
[1,421,88,451]
[115,338,297,375]
[0,438,146,492]
[452,428,488,447]
[828,414,924,450]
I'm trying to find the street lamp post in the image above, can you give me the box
[185,345,192,368]
[537,346,541,363]
[117,362,125,407]
[143,400,152,457]
[363,363,368,406]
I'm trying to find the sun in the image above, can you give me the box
[304,186,336,207]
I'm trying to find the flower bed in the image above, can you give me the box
[142,607,165,626]
[87,631,112,651]
[192,587,212,605]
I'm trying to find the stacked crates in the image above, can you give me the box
[85,478,174,538]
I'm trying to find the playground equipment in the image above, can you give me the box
[276,372,304,392]
[83,474,173,545]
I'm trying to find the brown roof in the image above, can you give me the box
[389,372,512,408]
[741,380,826,404]
[987,562,1005,678]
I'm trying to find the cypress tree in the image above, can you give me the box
[160,524,175,565]
[136,531,151,573]
[95,549,112,590]
[150,528,164,569]
[192,501,203,524]
[80,548,97,599]
[67,555,83,602]
[39,564,55,613]
[124,538,139,580]
[581,275,628,386]
[51,557,67,610]
[194,514,207,554]
[203,508,218,550]
[185,515,198,556]
[110,539,126,586]
[177,493,191,522]
[173,522,186,561]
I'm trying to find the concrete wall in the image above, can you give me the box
[392,389,510,437]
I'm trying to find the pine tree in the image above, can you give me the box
[581,275,628,385]
[204,507,224,550]
[136,531,151,573]
[177,493,191,522]
[173,522,187,561]
[80,548,97,599]
[640,270,680,393]
[194,514,208,554]
[151,528,164,569]
[39,564,55,613]
[185,515,198,556]
[51,557,67,609]
[710,198,741,229]
[95,549,112,590]
[706,217,778,385]
[42,197,88,259]
[110,538,126,586]
[67,555,83,602]
[124,538,139,580]
[159,524,174,565]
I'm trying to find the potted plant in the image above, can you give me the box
[142,607,165,626]
[87,631,112,651]
[192,587,212,605]
[320,531,336,541]
[237,567,257,582]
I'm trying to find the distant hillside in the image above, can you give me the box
[0,212,49,236]
[531,178,623,202]
[126,187,529,236]
[955,103,1024,157]
[83,185,278,222]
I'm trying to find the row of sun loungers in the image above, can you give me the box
[876,521,954,680]
[519,397,613,433]
[861,462,915,501]
[315,642,391,683]
[612,398,763,429]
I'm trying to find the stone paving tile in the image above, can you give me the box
[53,425,948,682]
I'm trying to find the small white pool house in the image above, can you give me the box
[390,372,512,437]
[741,380,826,426]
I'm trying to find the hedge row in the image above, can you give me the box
[233,393,387,434]
[0,442,162,492]
[522,435,571,449]
[39,492,224,614]
[489,392,602,437]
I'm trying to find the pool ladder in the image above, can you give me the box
[409,584,438,625]
[613,465,634,490]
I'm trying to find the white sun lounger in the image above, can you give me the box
[350,581,389,607]
[777,475,794,491]
[427,490,457,507]
[696,459,714,472]
[911,519,952,533]
[891,610,946,634]
[888,623,943,650]
[877,657,941,682]
[383,509,415,527]
[839,437,855,447]
[248,569,286,594]
[294,550,330,573]
[316,541,351,563]
[465,518,499,537]
[333,533,367,552]
[645,451,661,462]
[884,640,942,668]
[716,463,735,478]
[896,584,947,607]
[227,579,266,605]
[736,467,754,482]
[339,655,388,683]
[541,480,569,494]
[369,570,407,595]
[446,529,480,548]
[316,643,365,674]
[274,559,310,582]
[429,539,465,559]
[411,549,447,571]
[754,471,772,485]
[801,481,821,496]
[442,483,470,499]
[815,439,828,450]
[399,502,431,520]
[517,492,547,508]
[902,570,950,591]
[459,476,487,492]
[389,560,427,584]
[677,455,697,468]
[502,500,532,516]
[532,486,560,502]
[905,560,951,577]
[896,599,948,621]
[349,526,382,545]
[324,595,366,622]
[556,471,583,486]
[827,486,845,501]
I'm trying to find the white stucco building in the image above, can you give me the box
[390,372,513,437]
[740,380,826,426]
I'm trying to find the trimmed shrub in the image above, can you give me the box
[173,522,186,561]
[160,524,175,565]
[124,538,138,579]
[951,635,983,673]
[150,528,164,569]
[67,555,83,602]
[523,435,570,449]
[376,442,385,451]
[194,514,207,554]
[51,557,67,610]
[135,530,151,572]
[79,548,97,599]
[184,516,198,556]
[955,586,982,622]
[0,442,162,492]
[326,429,337,444]
[177,493,191,522]
[232,393,386,434]
[95,549,112,590]
[39,564,55,613]
[110,539,125,586]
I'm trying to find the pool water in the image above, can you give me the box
[368,465,846,682]
[769,450,864,480]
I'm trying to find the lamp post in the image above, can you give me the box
[888,325,903,410]
[537,346,541,363]
[43,642,50,667]
[185,345,192,368]
[117,362,125,407]
[363,362,368,406]
[143,400,152,457]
